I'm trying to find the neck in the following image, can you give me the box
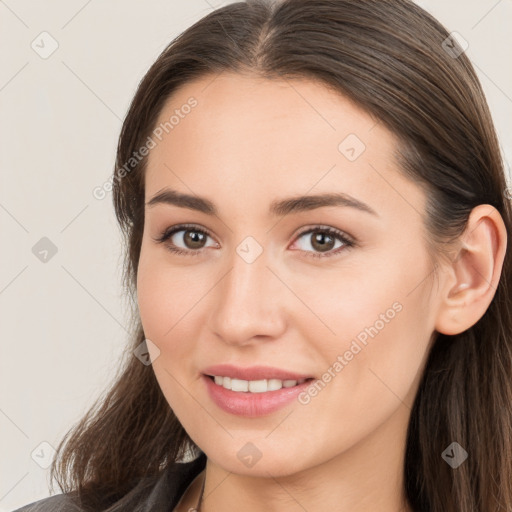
[198,404,414,512]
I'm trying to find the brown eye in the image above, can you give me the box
[310,231,336,252]
[292,226,355,259]
[154,224,355,259]
[154,224,216,256]
[181,229,207,250]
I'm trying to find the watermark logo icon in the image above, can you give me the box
[338,134,366,161]
[31,31,59,59]
[236,236,263,264]
[31,441,57,469]
[133,338,161,365]
[442,31,468,59]
[441,441,468,468]
[32,237,58,263]
[237,442,262,468]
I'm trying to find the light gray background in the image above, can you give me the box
[1,0,511,510]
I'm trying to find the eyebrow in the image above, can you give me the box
[145,187,379,217]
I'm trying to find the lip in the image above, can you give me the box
[202,374,315,417]
[201,364,315,381]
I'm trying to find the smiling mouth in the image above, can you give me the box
[205,374,315,393]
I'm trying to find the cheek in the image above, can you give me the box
[308,246,434,395]
[136,255,199,411]
[136,249,210,367]
[137,247,187,339]
[292,265,433,452]
[346,260,433,400]
[136,265,172,341]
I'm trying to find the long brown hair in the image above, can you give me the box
[50,1,512,510]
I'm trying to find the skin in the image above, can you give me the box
[136,72,507,512]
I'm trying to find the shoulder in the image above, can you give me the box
[12,452,207,512]
[11,493,82,512]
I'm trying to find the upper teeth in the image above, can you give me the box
[212,376,308,393]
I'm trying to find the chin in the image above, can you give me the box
[201,437,319,478]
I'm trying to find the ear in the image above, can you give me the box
[435,204,508,335]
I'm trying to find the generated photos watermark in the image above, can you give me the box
[93,96,198,200]
[298,301,403,405]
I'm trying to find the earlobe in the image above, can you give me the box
[435,204,507,336]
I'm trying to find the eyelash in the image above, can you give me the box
[153,223,355,259]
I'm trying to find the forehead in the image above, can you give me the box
[144,72,424,222]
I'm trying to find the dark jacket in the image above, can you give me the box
[12,453,207,512]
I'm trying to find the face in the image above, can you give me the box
[136,72,438,477]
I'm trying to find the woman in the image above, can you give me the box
[15,0,511,510]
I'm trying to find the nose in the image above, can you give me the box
[207,244,287,347]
